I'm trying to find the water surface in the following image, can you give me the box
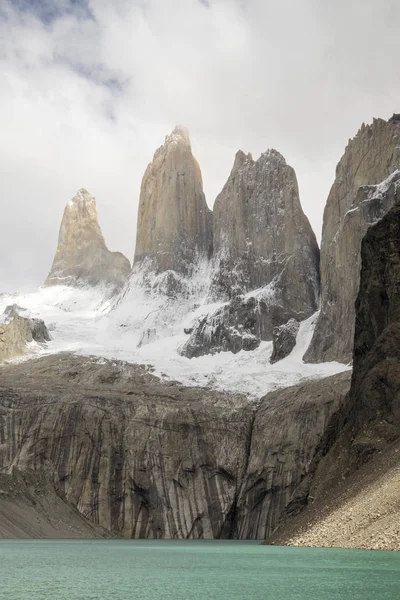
[0,540,399,599]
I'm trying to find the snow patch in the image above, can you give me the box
[0,282,349,400]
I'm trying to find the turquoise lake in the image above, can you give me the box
[0,540,399,599]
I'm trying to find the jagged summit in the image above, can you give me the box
[133,126,213,278]
[164,125,191,147]
[68,188,93,205]
[231,148,286,174]
[212,146,320,301]
[45,189,130,291]
[232,150,253,171]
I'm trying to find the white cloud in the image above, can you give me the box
[1,0,400,291]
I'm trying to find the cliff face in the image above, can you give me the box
[305,118,400,364]
[133,127,213,276]
[271,195,400,551]
[0,354,253,539]
[0,352,350,540]
[212,149,320,305]
[45,189,131,291]
[235,372,350,539]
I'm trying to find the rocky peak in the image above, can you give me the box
[165,125,191,147]
[180,148,320,358]
[45,189,130,291]
[133,126,213,277]
[304,116,400,364]
[68,187,94,206]
[211,147,320,311]
[232,150,253,171]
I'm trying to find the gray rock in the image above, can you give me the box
[235,371,351,539]
[0,315,51,361]
[181,296,271,358]
[3,304,26,320]
[0,352,350,540]
[0,353,253,539]
[181,296,263,358]
[181,289,310,358]
[133,127,213,278]
[45,189,131,292]
[270,200,400,549]
[212,149,320,310]
[30,318,51,343]
[305,117,400,364]
[183,148,321,355]
[270,319,299,364]
[0,470,109,539]
[389,113,400,124]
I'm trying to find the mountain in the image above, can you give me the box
[45,188,131,291]
[133,126,213,279]
[181,149,320,357]
[8,124,400,545]
[304,117,400,364]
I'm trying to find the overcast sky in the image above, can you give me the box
[1,0,399,291]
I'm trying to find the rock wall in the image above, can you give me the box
[45,189,131,291]
[234,372,350,539]
[0,353,350,540]
[0,354,253,539]
[133,127,213,276]
[305,117,400,364]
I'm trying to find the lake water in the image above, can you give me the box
[0,540,399,599]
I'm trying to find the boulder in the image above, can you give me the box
[181,296,262,358]
[270,319,299,364]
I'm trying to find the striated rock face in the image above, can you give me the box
[305,117,400,364]
[212,149,320,307]
[0,354,253,539]
[0,312,50,361]
[45,189,131,291]
[270,319,299,364]
[234,372,350,539]
[270,203,400,550]
[0,352,350,540]
[0,470,109,538]
[134,127,213,276]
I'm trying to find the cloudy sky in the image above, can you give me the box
[1,0,399,291]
